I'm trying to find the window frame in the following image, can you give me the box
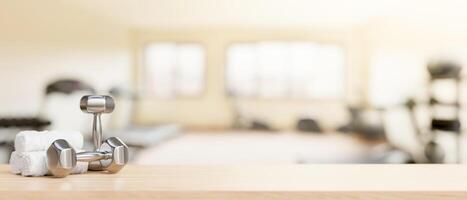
[141,41,208,99]
[224,40,348,101]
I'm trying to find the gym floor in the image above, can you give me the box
[134,131,379,165]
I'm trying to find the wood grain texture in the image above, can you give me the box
[1,164,467,199]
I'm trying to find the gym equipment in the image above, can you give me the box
[47,95,129,177]
[296,118,322,133]
[0,117,50,129]
[337,106,386,140]
[428,61,461,163]
[406,98,448,163]
[41,79,96,137]
[46,79,95,95]
[406,61,463,163]
[427,62,462,79]
[47,137,128,178]
[80,95,117,170]
[424,140,445,163]
[80,95,115,150]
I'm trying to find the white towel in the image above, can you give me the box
[14,130,83,152]
[10,151,88,177]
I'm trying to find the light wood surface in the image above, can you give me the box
[1,164,467,199]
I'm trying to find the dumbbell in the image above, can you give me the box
[80,95,115,151]
[80,95,115,170]
[47,137,129,178]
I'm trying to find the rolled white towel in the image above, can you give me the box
[10,151,88,177]
[9,152,24,175]
[14,130,83,152]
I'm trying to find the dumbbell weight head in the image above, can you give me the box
[99,137,129,173]
[425,140,445,163]
[80,95,115,114]
[46,139,77,177]
[80,95,115,152]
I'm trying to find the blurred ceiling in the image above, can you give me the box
[2,0,467,29]
[58,0,467,28]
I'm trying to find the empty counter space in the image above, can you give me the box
[0,164,467,199]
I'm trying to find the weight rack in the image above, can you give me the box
[427,62,462,163]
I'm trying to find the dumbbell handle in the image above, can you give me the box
[77,151,112,162]
[92,113,103,151]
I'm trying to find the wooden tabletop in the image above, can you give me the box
[1,164,467,199]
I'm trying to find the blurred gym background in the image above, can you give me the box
[1,0,467,164]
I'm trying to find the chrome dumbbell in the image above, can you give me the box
[80,95,115,151]
[47,137,129,178]
[80,95,115,170]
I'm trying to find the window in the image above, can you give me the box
[226,42,345,99]
[143,43,205,98]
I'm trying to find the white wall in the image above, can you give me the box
[0,0,130,115]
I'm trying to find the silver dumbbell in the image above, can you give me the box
[80,95,115,151]
[47,137,129,177]
[80,95,115,170]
